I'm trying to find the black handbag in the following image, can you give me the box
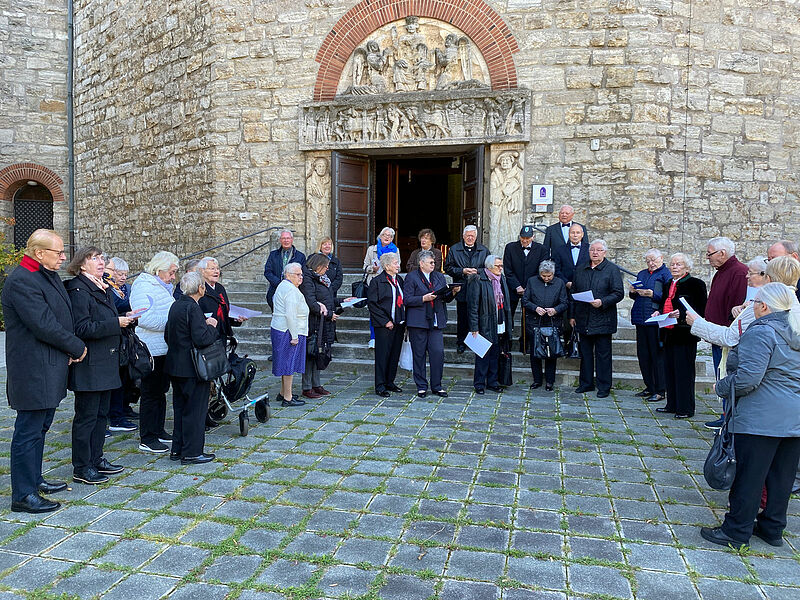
[704,379,737,490]
[306,315,321,358]
[566,328,581,359]
[350,269,370,308]
[187,310,230,382]
[498,343,513,387]
[532,317,566,359]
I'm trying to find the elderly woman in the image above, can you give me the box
[299,253,341,399]
[522,260,568,391]
[406,228,443,273]
[130,250,179,454]
[318,237,343,296]
[164,272,220,464]
[271,263,309,407]
[367,252,406,397]
[197,256,246,341]
[364,227,399,349]
[651,253,707,419]
[173,259,201,299]
[468,255,512,394]
[629,249,672,402]
[65,247,135,484]
[700,282,800,549]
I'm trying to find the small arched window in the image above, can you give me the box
[13,182,54,249]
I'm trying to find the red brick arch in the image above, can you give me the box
[0,163,64,202]
[314,0,520,101]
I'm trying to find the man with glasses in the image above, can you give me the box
[2,229,87,513]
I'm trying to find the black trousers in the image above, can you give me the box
[663,340,697,416]
[140,354,170,445]
[474,341,500,390]
[374,323,405,393]
[635,324,665,394]
[578,333,612,393]
[11,408,56,501]
[171,376,210,458]
[408,326,444,392]
[72,390,111,471]
[456,301,469,348]
[722,434,800,542]
[109,368,138,424]
[530,354,557,386]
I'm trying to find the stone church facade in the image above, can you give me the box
[2,0,799,277]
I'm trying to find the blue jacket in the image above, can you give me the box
[404,269,454,329]
[629,264,672,325]
[716,311,800,437]
[264,247,306,306]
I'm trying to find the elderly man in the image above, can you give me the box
[444,225,489,353]
[264,229,306,310]
[2,229,87,513]
[503,224,546,332]
[768,240,800,301]
[543,204,588,258]
[570,239,624,398]
[553,224,590,288]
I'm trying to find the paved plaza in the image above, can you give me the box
[0,370,798,600]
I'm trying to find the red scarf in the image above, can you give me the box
[663,278,681,329]
[387,274,403,308]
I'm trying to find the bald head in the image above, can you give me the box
[767,240,799,262]
[568,224,584,245]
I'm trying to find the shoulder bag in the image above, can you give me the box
[350,268,370,308]
[498,334,513,387]
[187,308,230,382]
[532,316,566,359]
[703,377,737,490]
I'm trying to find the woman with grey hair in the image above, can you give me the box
[367,252,406,397]
[522,259,568,391]
[468,254,512,394]
[270,262,309,407]
[164,271,220,464]
[363,227,399,349]
[131,250,179,454]
[197,256,246,341]
[629,248,672,402]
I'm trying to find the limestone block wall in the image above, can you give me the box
[0,0,69,240]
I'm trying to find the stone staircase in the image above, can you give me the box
[225,276,716,392]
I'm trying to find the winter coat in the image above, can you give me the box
[658,275,707,346]
[130,272,175,357]
[1,257,85,410]
[467,270,512,344]
[444,241,489,302]
[571,259,624,335]
[65,274,123,392]
[264,246,306,306]
[198,281,240,341]
[629,264,672,325]
[716,311,800,437]
[164,295,219,378]
[299,266,338,351]
[522,275,569,331]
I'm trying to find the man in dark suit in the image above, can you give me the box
[1,229,87,513]
[444,225,489,353]
[542,204,588,258]
[264,229,306,310]
[404,250,460,397]
[503,225,546,324]
[553,224,590,288]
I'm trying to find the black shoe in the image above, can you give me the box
[597,390,610,398]
[38,480,68,495]
[474,388,485,395]
[139,440,169,454]
[433,390,448,397]
[11,493,60,514]
[487,385,502,393]
[646,394,664,402]
[95,458,124,475]
[417,390,427,397]
[700,526,747,550]
[376,390,391,397]
[457,344,466,354]
[656,407,675,413]
[387,385,403,393]
[181,453,215,465]
[575,386,595,393]
[705,416,725,429]
[123,406,139,419]
[674,414,692,419]
[277,393,305,407]
[530,382,542,389]
[158,432,173,443]
[170,453,181,461]
[752,522,783,547]
[545,383,554,391]
[635,389,651,397]
[73,468,109,485]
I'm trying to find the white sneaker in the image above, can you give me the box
[368,339,375,349]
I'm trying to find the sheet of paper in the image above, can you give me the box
[645,313,678,327]
[678,297,697,314]
[228,304,262,319]
[464,332,492,358]
[340,297,367,308]
[131,295,154,318]
[745,286,757,302]
[571,290,595,303]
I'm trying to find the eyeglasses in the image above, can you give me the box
[752,299,764,305]
[706,250,721,258]
[90,255,104,262]
[44,248,66,256]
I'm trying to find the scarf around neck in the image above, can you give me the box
[485,268,504,307]
[83,271,108,291]
[376,238,398,258]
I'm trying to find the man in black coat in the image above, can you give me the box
[542,204,588,259]
[444,225,489,353]
[404,250,459,397]
[1,230,86,513]
[264,230,306,310]
[503,225,546,325]
[570,240,624,398]
[553,224,590,288]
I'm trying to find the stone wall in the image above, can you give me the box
[0,0,70,243]
[68,0,800,280]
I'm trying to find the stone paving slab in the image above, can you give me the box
[0,370,798,599]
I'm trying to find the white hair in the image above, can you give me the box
[755,282,800,335]
[484,254,500,269]
[180,271,204,295]
[708,236,735,256]
[463,225,478,234]
[644,248,662,259]
[143,251,179,276]
[279,229,294,238]
[378,227,395,239]
[747,256,768,273]
[539,260,556,274]
[283,262,302,276]
[589,239,608,251]
[197,256,219,270]
[379,251,400,269]
[669,252,694,272]
[109,257,129,271]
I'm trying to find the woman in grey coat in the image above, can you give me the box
[700,282,800,550]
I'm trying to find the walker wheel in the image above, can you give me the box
[239,410,250,436]
[254,399,270,423]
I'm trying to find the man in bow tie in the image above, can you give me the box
[543,204,588,258]
[553,224,590,289]
[503,225,546,339]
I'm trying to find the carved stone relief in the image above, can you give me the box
[489,145,525,254]
[304,153,332,249]
[339,16,489,96]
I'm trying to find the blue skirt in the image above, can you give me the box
[271,328,306,376]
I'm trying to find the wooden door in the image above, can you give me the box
[333,153,371,269]
[461,147,484,233]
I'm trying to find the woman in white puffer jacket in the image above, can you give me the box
[130,251,178,454]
